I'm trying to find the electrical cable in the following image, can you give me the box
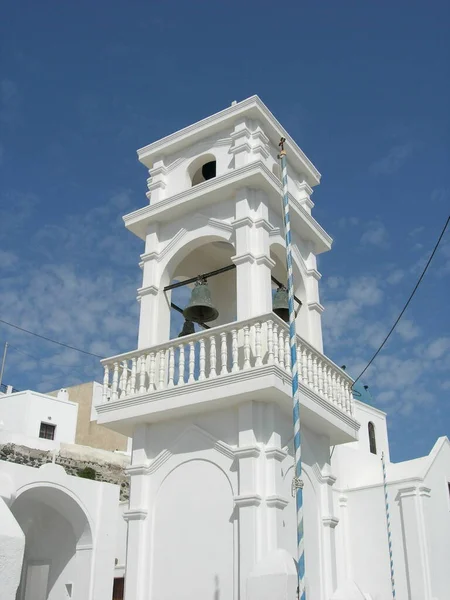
[0,318,103,359]
[353,215,450,386]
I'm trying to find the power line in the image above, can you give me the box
[353,215,450,386]
[0,318,103,359]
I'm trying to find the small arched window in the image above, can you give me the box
[191,160,216,186]
[368,421,377,455]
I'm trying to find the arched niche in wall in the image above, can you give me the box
[151,459,234,600]
[187,153,217,187]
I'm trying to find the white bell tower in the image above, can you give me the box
[97,96,359,600]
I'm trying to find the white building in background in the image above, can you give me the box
[95,95,450,600]
[0,385,129,600]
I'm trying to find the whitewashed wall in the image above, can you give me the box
[0,391,78,444]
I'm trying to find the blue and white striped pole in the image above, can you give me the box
[381,452,396,599]
[278,138,306,600]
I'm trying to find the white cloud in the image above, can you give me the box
[386,269,404,285]
[360,221,389,248]
[0,79,20,126]
[369,143,414,175]
[346,277,383,306]
[396,319,420,341]
[409,226,424,237]
[0,250,18,268]
[426,337,450,360]
[325,276,343,290]
[338,217,359,228]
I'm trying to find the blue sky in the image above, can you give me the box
[1,1,449,462]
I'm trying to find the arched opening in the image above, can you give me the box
[368,421,377,454]
[12,485,92,600]
[188,153,217,187]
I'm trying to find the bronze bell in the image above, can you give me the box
[178,320,195,337]
[273,286,289,322]
[202,160,216,181]
[183,279,219,323]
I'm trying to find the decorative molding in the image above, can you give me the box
[148,180,167,191]
[306,268,322,281]
[231,252,256,266]
[311,462,337,486]
[266,494,289,509]
[125,464,150,477]
[137,285,159,299]
[339,495,348,508]
[149,164,168,177]
[123,508,148,522]
[265,447,288,461]
[255,254,276,269]
[419,486,431,498]
[234,493,262,508]
[232,216,254,229]
[140,251,159,264]
[235,445,261,459]
[254,218,274,233]
[322,515,339,528]
[307,302,325,315]
[229,142,252,156]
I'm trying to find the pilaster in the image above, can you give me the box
[397,485,433,600]
[319,463,339,598]
[123,425,152,600]
[146,158,167,203]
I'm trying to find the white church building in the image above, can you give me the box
[1,96,449,600]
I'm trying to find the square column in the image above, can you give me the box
[232,188,275,321]
[123,426,152,600]
[397,485,433,600]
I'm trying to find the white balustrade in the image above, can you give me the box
[101,313,354,417]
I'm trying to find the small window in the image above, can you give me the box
[192,160,216,186]
[368,421,377,455]
[113,577,125,600]
[39,422,56,440]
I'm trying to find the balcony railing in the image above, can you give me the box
[100,313,354,417]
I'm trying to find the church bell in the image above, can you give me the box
[183,279,219,323]
[178,320,195,337]
[272,286,289,322]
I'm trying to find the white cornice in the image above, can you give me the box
[234,445,261,459]
[306,268,322,281]
[234,494,262,508]
[266,494,289,509]
[265,447,288,461]
[322,516,339,528]
[137,285,159,298]
[307,302,325,314]
[125,464,150,476]
[123,509,148,522]
[137,96,321,186]
[123,161,331,254]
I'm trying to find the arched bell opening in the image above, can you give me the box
[12,485,93,600]
[169,240,237,337]
[187,153,217,187]
[270,243,308,341]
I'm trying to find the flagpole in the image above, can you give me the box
[382,452,396,598]
[278,138,306,600]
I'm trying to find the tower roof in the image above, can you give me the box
[137,95,321,187]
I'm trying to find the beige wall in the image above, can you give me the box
[49,382,128,452]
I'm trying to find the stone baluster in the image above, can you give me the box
[178,344,185,386]
[284,334,291,373]
[255,322,263,367]
[130,357,137,395]
[102,365,109,402]
[158,349,166,389]
[317,359,323,396]
[148,352,156,390]
[119,360,128,398]
[300,344,307,381]
[199,338,206,380]
[322,364,329,400]
[278,329,285,369]
[209,336,217,378]
[220,332,228,375]
[139,355,147,393]
[267,320,274,364]
[232,329,239,372]
[273,323,279,366]
[243,326,251,370]
[168,346,175,387]
[188,341,195,383]
[111,362,119,401]
[312,355,318,392]
[307,351,313,388]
